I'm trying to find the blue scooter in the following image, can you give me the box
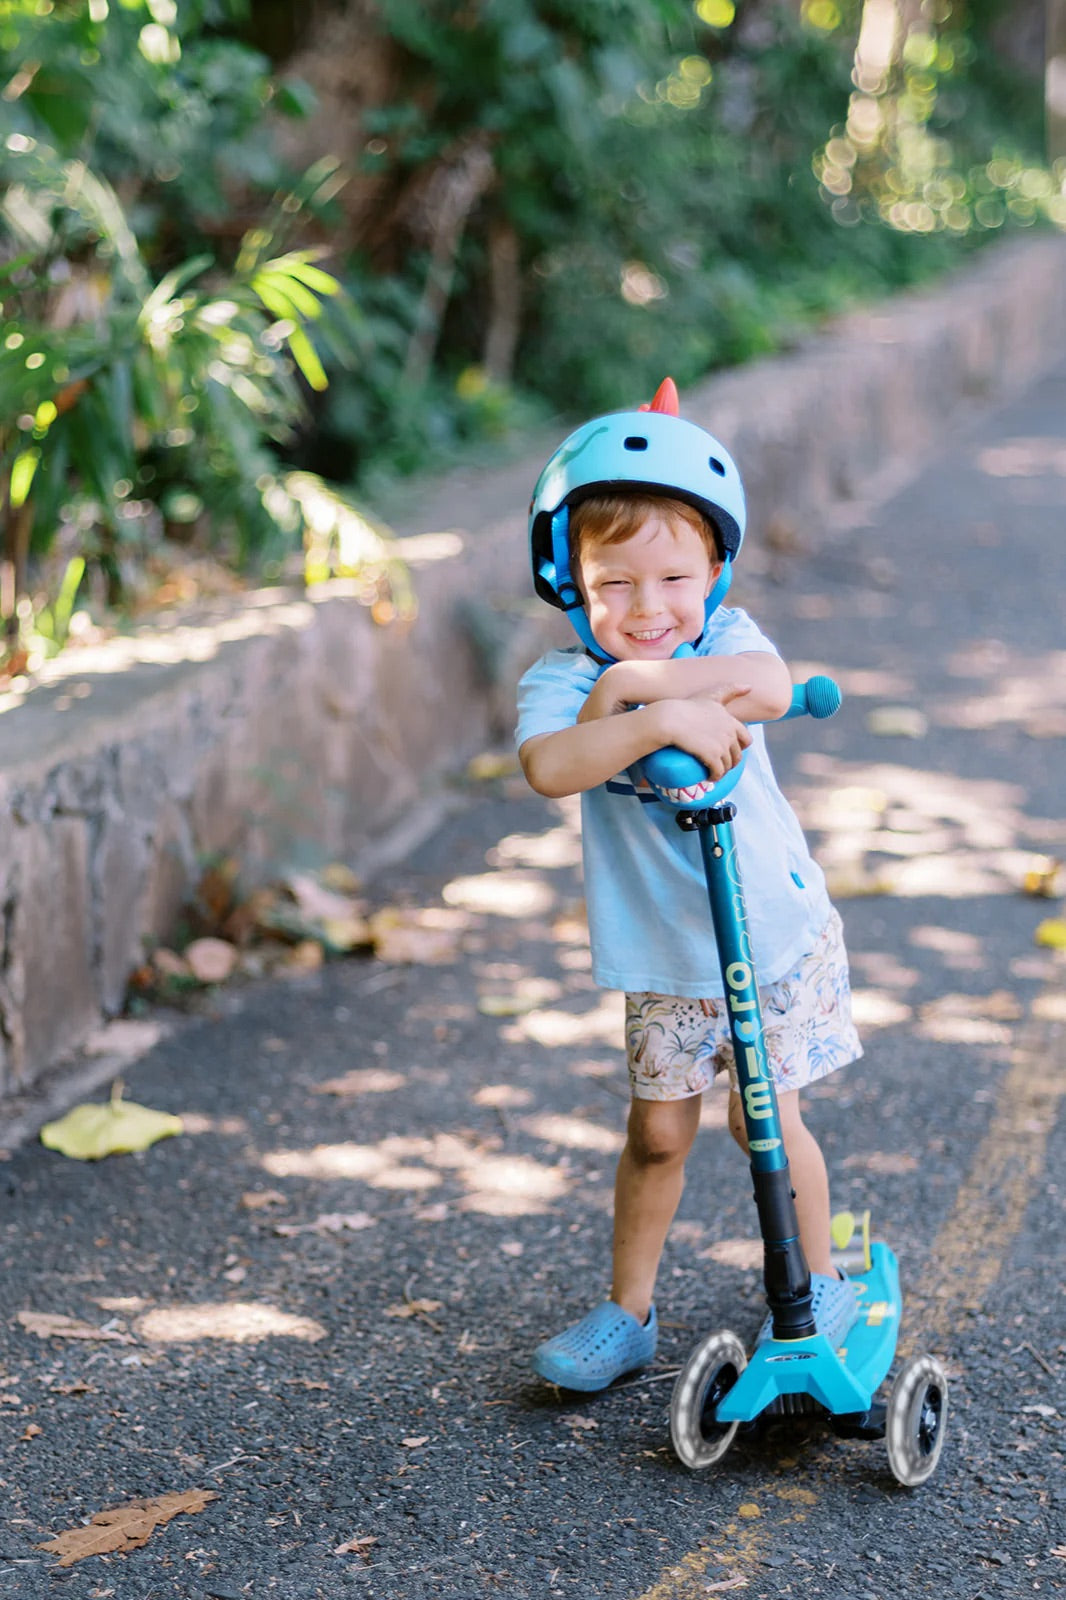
[637,674,948,1488]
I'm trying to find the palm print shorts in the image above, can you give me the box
[624,910,862,1101]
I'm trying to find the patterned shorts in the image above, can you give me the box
[625,910,862,1102]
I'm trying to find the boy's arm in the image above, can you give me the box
[520,687,751,800]
[580,651,792,725]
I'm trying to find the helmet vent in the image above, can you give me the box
[623,435,649,451]
[709,457,726,476]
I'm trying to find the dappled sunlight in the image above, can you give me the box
[442,870,556,918]
[976,438,1066,478]
[571,1057,618,1081]
[258,1127,573,1218]
[260,1142,442,1190]
[699,1237,762,1270]
[850,989,913,1030]
[910,924,987,971]
[177,1112,249,1136]
[472,1084,534,1109]
[519,1112,623,1155]
[938,647,1066,738]
[849,949,920,991]
[488,827,582,871]
[502,992,626,1049]
[312,1068,407,1097]
[793,755,1050,898]
[916,991,1020,1047]
[136,1302,326,1344]
[457,1154,570,1217]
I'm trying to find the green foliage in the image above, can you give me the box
[326,0,1058,472]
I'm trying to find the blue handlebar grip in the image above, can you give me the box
[780,674,842,722]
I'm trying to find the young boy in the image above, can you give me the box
[516,379,862,1392]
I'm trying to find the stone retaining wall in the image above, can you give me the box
[3,231,1066,1099]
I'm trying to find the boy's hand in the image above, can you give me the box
[658,686,752,779]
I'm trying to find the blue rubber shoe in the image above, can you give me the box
[755,1271,859,1349]
[532,1301,658,1391]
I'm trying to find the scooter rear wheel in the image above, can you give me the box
[886,1353,948,1487]
[670,1329,746,1470]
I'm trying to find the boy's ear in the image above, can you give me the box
[704,559,724,598]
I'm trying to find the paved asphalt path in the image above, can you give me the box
[1,360,1065,1599]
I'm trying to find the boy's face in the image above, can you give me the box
[576,510,722,662]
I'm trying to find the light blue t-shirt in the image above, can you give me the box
[515,607,833,999]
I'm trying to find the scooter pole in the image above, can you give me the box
[678,801,817,1340]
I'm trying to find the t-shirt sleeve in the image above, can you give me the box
[699,606,781,660]
[515,649,602,750]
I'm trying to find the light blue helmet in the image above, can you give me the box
[528,378,746,659]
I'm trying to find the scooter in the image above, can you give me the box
[636,675,948,1488]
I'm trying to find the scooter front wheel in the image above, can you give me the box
[670,1329,747,1470]
[886,1353,948,1487]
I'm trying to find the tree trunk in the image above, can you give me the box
[1050,0,1066,163]
[482,218,521,386]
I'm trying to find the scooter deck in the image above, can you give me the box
[716,1242,902,1423]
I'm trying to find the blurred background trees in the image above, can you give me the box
[0,0,1058,671]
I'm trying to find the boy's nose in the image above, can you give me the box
[630,583,657,614]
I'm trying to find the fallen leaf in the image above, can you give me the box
[561,1414,598,1431]
[1021,857,1063,898]
[20,1422,42,1440]
[385,1298,443,1320]
[333,1532,377,1560]
[280,939,325,973]
[320,863,362,895]
[16,1311,132,1343]
[400,1436,430,1449]
[467,751,520,782]
[240,1189,286,1211]
[273,1212,376,1237]
[737,1502,761,1519]
[38,1490,217,1568]
[151,948,191,980]
[184,937,240,985]
[704,1578,748,1592]
[40,1086,182,1161]
[1035,919,1066,950]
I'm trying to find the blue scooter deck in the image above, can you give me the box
[716,1242,902,1423]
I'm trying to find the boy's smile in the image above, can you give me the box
[577,512,722,662]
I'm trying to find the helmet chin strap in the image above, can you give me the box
[541,504,733,665]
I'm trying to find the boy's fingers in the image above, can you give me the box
[711,683,751,704]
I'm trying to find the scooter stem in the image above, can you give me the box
[679,801,816,1340]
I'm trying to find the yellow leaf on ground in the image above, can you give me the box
[1035,919,1066,949]
[40,1098,182,1161]
[38,1489,216,1568]
[467,751,520,782]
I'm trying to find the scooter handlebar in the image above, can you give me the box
[636,674,842,811]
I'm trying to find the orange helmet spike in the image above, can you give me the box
[638,376,680,416]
